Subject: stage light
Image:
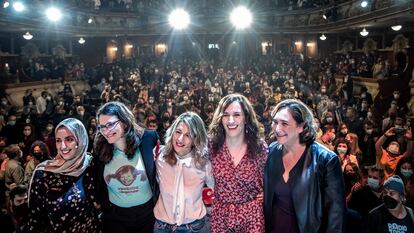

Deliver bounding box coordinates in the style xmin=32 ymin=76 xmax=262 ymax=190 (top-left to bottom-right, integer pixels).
xmin=168 ymin=9 xmax=190 ymax=30
xmin=320 ymin=34 xmax=327 ymax=40
xmin=46 ymin=7 xmax=62 ymax=22
xmin=3 ymin=1 xmax=9 ymax=8
xmin=391 ymin=25 xmax=402 ymax=31
xmin=360 ymin=1 xmax=368 ymax=8
xmin=13 ymin=1 xmax=24 ymax=12
xmin=23 ymin=32 xmax=33 ymax=40
xmin=88 ymin=17 xmax=93 ymax=24
xmin=78 ymin=37 xmax=85 ymax=44
xmin=125 ymin=44 xmax=133 ymax=49
xmin=360 ymin=28 xmax=369 ymax=36
xmin=230 ymin=6 xmax=252 ymax=29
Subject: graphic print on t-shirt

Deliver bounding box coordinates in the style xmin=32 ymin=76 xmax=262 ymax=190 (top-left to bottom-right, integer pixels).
xmin=104 ymin=148 xmax=153 ymax=207
xmin=105 ymin=165 xmax=147 ymax=192
xmin=387 ymin=222 xmax=410 ymax=233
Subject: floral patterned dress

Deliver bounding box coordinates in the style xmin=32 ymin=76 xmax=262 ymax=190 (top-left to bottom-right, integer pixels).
xmin=27 ymin=165 xmax=99 ymax=232
xmin=210 ymin=141 xmax=268 ymax=233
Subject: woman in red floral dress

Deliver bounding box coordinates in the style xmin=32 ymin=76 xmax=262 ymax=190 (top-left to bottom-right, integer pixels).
xmin=208 ymin=93 xmax=268 ymax=233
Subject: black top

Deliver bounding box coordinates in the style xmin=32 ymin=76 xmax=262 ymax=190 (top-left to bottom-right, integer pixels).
xmin=368 ymin=204 xmax=414 ymax=233
xmin=272 ymin=179 xmax=300 ymax=233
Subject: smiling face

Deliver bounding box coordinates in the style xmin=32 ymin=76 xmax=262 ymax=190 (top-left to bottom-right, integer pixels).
xmin=221 ymin=101 xmax=246 ymax=140
xmin=120 ymin=170 xmax=135 ymax=186
xmin=55 ymin=127 xmax=78 ymax=160
xmin=272 ymin=107 xmax=303 ymax=148
xmin=173 ymin=122 xmax=193 ymax=156
xmin=98 ymin=115 xmax=125 ymax=146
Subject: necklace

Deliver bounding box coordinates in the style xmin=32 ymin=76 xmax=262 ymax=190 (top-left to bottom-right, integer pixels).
xmin=228 ymin=144 xmax=246 ymax=165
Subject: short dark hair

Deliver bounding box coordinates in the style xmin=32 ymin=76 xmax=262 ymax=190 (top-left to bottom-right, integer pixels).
xmin=10 ymin=185 xmax=27 ymax=201
xmin=4 ymin=144 xmax=21 ymax=159
xmin=322 ymin=124 xmax=335 ymax=134
xmin=271 ymin=99 xmax=317 ymax=145
xmin=367 ymin=164 xmax=385 ymax=179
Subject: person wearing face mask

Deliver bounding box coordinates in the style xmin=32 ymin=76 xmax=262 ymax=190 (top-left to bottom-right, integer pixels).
xmin=388 ymin=90 xmax=409 ymax=116
xmin=18 ymin=124 xmax=36 ymax=160
xmin=395 ymin=157 xmax=414 ymax=209
xmin=343 ymin=163 xmax=363 ymax=200
xmin=0 ymin=114 xmax=20 ymax=144
xmin=348 ymin=165 xmax=385 ymax=221
xmin=23 ymin=141 xmax=51 ymax=185
xmin=336 ymin=123 xmax=349 ymax=142
xmin=0 ymin=185 xmax=29 ymax=233
xmin=334 ymin=138 xmax=359 ymax=171
xmin=73 ymin=105 xmax=90 ymax=125
xmin=368 ymin=175 xmax=414 ymax=233
xmin=27 ymin=118 xmax=99 ymax=232
xmin=321 ymin=111 xmax=337 ymax=128
xmin=35 ymin=91 xmax=49 ymax=116
xmin=376 ymin=127 xmax=414 ymax=179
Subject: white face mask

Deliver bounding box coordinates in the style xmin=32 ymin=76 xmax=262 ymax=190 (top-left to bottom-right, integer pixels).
xmin=337 ymin=148 xmax=347 ymax=155
xmin=340 ymin=129 xmax=348 ymax=135
xmin=400 ymin=169 xmax=413 ymax=178
xmin=367 ymin=177 xmax=380 ymax=190
xmin=326 ymin=117 xmax=333 ymax=122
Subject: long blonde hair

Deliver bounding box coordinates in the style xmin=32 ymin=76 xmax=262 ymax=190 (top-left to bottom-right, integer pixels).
xmin=163 ymin=112 xmax=208 ymax=169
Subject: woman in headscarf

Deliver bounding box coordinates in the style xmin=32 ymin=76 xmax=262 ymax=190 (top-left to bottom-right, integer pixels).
xmin=27 ymin=118 xmax=99 ymax=232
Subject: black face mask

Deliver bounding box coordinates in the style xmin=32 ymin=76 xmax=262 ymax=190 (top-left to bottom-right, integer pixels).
xmin=383 ymin=195 xmax=399 ymax=209
xmin=345 ymin=173 xmax=357 ymax=183
xmin=13 ymin=203 xmax=28 ymax=217
xmin=32 ymin=152 xmax=44 ymax=162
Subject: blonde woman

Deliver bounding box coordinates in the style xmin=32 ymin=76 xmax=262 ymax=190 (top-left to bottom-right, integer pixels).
xmin=154 ymin=112 xmax=213 ymax=232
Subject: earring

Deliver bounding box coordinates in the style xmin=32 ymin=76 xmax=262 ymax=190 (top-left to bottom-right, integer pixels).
xmin=75 ymin=145 xmax=79 ymax=149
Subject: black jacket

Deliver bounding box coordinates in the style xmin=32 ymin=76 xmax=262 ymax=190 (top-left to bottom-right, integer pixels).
xmin=94 ymin=130 xmax=159 ymax=210
xmin=264 ymin=141 xmax=345 ymax=233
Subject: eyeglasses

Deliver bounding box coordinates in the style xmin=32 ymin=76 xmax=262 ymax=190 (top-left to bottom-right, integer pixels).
xmin=97 ymin=120 xmax=120 ymax=132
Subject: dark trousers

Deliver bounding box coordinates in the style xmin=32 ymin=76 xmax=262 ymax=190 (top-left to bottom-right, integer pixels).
xmin=103 ymin=200 xmax=155 ymax=233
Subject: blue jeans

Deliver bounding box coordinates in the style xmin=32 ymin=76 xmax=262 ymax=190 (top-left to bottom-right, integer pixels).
xmin=153 ymin=216 xmax=209 ymax=233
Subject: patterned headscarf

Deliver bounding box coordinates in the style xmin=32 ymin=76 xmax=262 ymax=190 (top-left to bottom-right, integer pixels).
xmin=34 ymin=118 xmax=92 ymax=177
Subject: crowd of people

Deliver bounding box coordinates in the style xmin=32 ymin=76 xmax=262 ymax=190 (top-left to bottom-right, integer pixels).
xmin=0 ymin=51 xmax=413 ymax=232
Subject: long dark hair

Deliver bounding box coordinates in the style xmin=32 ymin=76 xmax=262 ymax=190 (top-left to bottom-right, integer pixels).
xmin=94 ymin=101 xmax=145 ymax=163
xmin=208 ymin=93 xmax=262 ymax=157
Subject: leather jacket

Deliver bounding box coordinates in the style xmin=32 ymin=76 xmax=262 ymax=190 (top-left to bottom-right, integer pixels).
xmin=264 ymin=141 xmax=345 ymax=233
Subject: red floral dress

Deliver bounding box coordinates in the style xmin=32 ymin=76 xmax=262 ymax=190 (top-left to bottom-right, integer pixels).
xmin=210 ymin=141 xmax=268 ymax=233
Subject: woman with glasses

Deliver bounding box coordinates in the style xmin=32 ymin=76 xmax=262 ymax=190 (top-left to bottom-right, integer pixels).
xmin=208 ymin=94 xmax=268 ymax=233
xmin=153 ymin=112 xmax=213 ymax=233
xmin=94 ymin=101 xmax=158 ymax=233
xmin=27 ymin=118 xmax=99 ymax=232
